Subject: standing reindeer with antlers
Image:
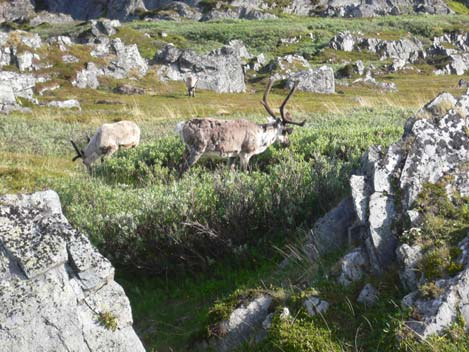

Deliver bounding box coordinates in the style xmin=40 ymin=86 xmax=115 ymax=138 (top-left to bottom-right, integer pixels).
xmin=176 ymin=78 xmax=304 ymax=173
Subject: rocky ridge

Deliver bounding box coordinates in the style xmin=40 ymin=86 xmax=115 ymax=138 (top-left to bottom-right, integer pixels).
xmin=0 ymin=190 xmax=145 ymax=352
xmin=306 ymin=89 xmax=469 ymax=338
xmin=0 ymin=0 xmax=453 ymax=22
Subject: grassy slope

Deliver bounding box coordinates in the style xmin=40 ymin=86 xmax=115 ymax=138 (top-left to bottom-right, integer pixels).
xmin=2 ymin=14 xmax=469 ymax=352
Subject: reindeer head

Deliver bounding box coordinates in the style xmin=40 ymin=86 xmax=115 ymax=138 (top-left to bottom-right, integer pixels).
xmin=70 ymin=138 xmax=92 ymax=172
xmin=261 ymin=78 xmax=305 ymax=146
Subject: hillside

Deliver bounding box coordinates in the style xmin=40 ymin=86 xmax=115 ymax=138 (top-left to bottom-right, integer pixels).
xmin=0 ymin=6 xmax=468 ymax=352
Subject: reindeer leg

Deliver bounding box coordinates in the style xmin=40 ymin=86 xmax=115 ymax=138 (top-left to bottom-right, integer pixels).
xmin=240 ymin=154 xmax=253 ymax=172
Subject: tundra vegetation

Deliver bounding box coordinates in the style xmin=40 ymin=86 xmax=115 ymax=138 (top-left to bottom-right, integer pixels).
xmin=1 ymin=13 xmax=469 ymax=352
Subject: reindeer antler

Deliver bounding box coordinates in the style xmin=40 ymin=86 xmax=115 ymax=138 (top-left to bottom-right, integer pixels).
xmin=261 ymin=78 xmax=278 ymax=120
xmin=280 ymin=81 xmax=305 ymax=127
xmin=70 ymin=140 xmax=83 ymax=161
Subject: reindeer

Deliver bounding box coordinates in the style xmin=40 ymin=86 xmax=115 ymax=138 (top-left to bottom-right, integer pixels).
xmin=70 ymin=120 xmax=140 ymax=172
xmin=176 ymin=79 xmax=304 ymax=173
xmin=185 ymin=75 xmax=198 ymax=97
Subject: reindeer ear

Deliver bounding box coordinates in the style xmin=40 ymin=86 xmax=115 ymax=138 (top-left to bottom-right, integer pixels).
xmin=285 ymin=127 xmax=294 ymax=134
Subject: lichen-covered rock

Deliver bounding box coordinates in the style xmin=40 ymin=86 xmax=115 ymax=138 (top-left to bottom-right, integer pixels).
xmin=304 ymin=296 xmax=329 ymax=317
xmin=104 ymin=38 xmax=148 ymax=79
xmin=156 ymin=43 xmax=246 ymax=93
xmin=209 ymin=295 xmax=272 ymax=352
xmin=47 ymin=99 xmax=81 ymax=110
xmin=304 ymin=197 xmax=356 ymax=259
xmin=0 ymin=0 xmax=35 ymax=23
xmin=0 ymin=71 xmax=47 ymax=101
xmin=338 ymin=247 xmax=369 ymax=286
xmin=0 ymin=190 xmax=145 ymax=352
xmin=402 ymin=236 xmax=469 ymax=337
xmin=357 ymin=283 xmax=378 ymax=306
xmin=285 ymin=66 xmax=335 ymax=93
xmin=72 ymin=62 xmax=104 ymax=89
xmin=396 ymin=243 xmax=423 ymax=291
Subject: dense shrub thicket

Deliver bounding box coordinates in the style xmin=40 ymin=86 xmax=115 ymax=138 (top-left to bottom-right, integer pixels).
xmin=54 ymin=109 xmax=406 ymax=273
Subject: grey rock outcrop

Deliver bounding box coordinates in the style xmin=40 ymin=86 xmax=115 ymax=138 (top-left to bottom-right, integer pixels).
xmin=208 ymin=295 xmax=272 ymax=352
xmin=46 ymin=99 xmax=82 ymax=110
xmin=357 ymin=283 xmax=378 ymax=305
xmin=402 ymin=236 xmax=469 ymax=337
xmin=73 ymin=62 xmax=104 ymax=89
xmin=338 ymin=246 xmax=369 ymax=286
xmin=104 ymin=38 xmax=148 ymax=79
xmin=0 ymin=0 xmax=35 ymax=23
xmin=304 ymin=197 xmax=356 ymax=259
xmin=0 ymin=71 xmax=47 ymax=101
xmin=330 ymin=32 xmax=425 ymax=71
xmin=304 ymin=296 xmax=330 ymax=317
xmin=285 ymin=66 xmax=335 ymax=93
xmin=0 ymin=190 xmax=145 ymax=352
xmin=352 ymin=71 xmax=397 ymax=92
xmin=430 ymin=33 xmax=469 ymax=76
xmin=351 ymin=90 xmax=468 ymax=274
xmin=156 ymin=43 xmax=246 ymax=93
xmin=39 ymin=0 xmax=146 ymax=20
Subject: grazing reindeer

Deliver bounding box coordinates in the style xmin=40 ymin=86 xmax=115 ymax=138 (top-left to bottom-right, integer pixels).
xmin=176 ymin=79 xmax=304 ymax=173
xmin=185 ymin=75 xmax=198 ymax=97
xmin=71 ymin=120 xmax=140 ymax=172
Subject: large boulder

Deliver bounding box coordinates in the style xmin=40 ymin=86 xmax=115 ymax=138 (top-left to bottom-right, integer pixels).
xmin=0 ymin=0 xmax=35 ymax=23
xmin=285 ymin=66 xmax=335 ymax=93
xmin=156 ymin=43 xmax=246 ymax=93
xmin=0 ymin=190 xmax=145 ymax=352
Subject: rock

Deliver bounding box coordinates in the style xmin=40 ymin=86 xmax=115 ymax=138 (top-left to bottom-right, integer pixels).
xmin=459 ymin=79 xmax=469 ymax=88
xmin=0 ymin=82 xmax=21 ymax=114
xmin=29 ymin=11 xmax=75 ymax=26
xmin=105 ymin=38 xmax=148 ymax=79
xmin=0 ymin=71 xmax=47 ymax=101
xmin=329 ymin=31 xmax=358 ymax=52
xmin=90 ymin=19 xmax=121 ymax=37
xmin=209 ymin=295 xmax=272 ymax=352
xmin=304 ymin=197 xmax=356 ymax=259
xmin=338 ymin=247 xmax=369 ymax=286
xmin=0 ymin=190 xmax=145 ymax=352
xmin=72 ymin=62 xmax=103 ymax=89
xmin=267 ymin=54 xmax=310 ymax=74
xmin=114 ymin=84 xmax=146 ymax=95
xmin=15 ymin=51 xmax=37 ymax=72
xmin=0 ymin=0 xmax=35 ymax=23
xmin=396 ymin=243 xmax=423 ymax=291
xmin=62 ymin=54 xmax=80 ymax=63
xmin=357 ymin=284 xmax=379 ymax=306
xmin=46 ymin=99 xmax=81 ymax=110
xmin=304 ymin=296 xmax=329 ymax=317
xmin=400 ymin=92 xmax=469 ymax=209
xmin=350 ymin=175 xmax=371 ymax=224
xmin=285 ymin=66 xmax=335 ymax=93
xmin=156 ymin=43 xmax=246 ymax=93
xmin=37 ymin=0 xmax=145 ymax=21
xmin=352 ymin=71 xmax=397 ymax=92
xmin=354 ymin=60 xmax=365 ymax=75
xmin=402 ymin=237 xmax=469 ymax=338
xmin=344 ymin=90 xmax=469 ymax=277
